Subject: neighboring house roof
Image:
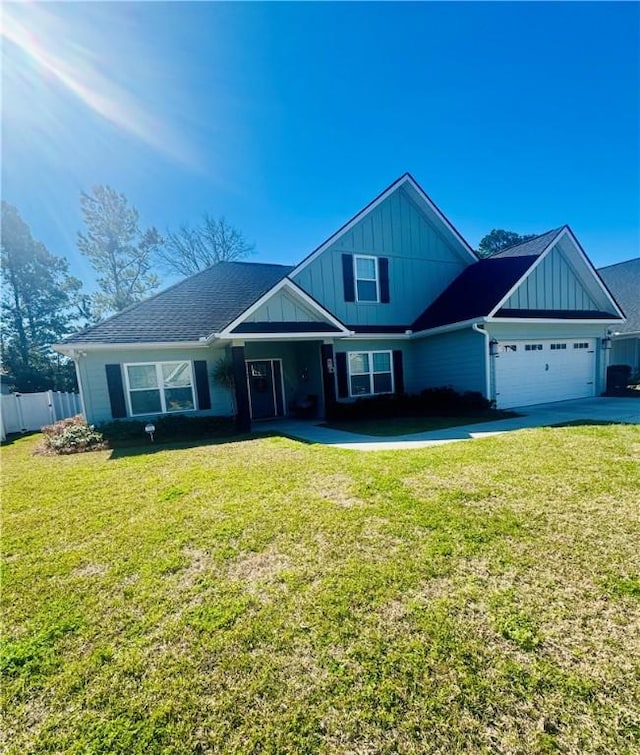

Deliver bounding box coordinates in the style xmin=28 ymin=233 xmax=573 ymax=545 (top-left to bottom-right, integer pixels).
xmin=61 ymin=262 xmax=293 ymax=345
xmin=488 ymin=227 xmax=565 ymax=259
xmin=598 ymin=258 xmax=640 ymax=335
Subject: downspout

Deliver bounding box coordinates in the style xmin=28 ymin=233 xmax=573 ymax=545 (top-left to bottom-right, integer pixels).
xmin=72 ymin=352 xmax=87 ymax=419
xmin=472 ymin=323 xmax=491 ymax=401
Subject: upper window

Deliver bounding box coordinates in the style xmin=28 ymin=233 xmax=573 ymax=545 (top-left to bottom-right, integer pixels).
xmin=348 ymin=351 xmax=393 ymax=397
xmin=354 ymin=255 xmax=379 ymax=303
xmin=125 ymin=361 xmax=195 ymax=416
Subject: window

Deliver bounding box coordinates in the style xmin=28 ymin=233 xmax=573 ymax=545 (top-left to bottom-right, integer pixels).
xmin=125 ymin=361 xmax=195 ymax=416
xmin=348 ymin=351 xmax=393 ymax=396
xmin=524 ymin=344 xmax=543 ymax=351
xmin=550 ymin=343 xmax=567 ymax=350
xmin=574 ymin=342 xmax=589 ymax=349
xmin=354 ymin=255 xmax=379 ymax=302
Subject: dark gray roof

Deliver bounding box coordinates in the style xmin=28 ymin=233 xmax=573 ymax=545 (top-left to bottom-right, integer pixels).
xmin=412 ymin=255 xmax=538 ymax=330
xmin=62 ymin=262 xmax=293 ymax=344
xmin=489 ymin=227 xmax=565 ymax=258
xmin=598 ymin=258 xmax=640 ymax=334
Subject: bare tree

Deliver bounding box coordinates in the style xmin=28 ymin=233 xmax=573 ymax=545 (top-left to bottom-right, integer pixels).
xmin=158 ymin=215 xmax=254 ymax=277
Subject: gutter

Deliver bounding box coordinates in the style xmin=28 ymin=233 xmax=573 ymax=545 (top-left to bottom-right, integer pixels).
xmin=472 ymin=323 xmax=492 ymax=400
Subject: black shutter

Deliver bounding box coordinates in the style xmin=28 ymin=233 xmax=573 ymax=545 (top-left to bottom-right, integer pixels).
xmin=342 ymin=254 xmax=355 ymax=302
xmin=336 ymin=352 xmax=349 ymax=398
xmin=105 ymin=364 xmax=127 ymax=418
xmin=193 ymin=360 xmax=211 ymax=410
xmin=379 ymin=257 xmax=390 ymax=303
xmin=392 ymin=350 xmax=404 ymax=394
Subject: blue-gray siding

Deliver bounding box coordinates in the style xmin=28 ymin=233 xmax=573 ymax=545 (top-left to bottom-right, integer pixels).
xmin=503 ymin=247 xmax=599 ymax=311
xmin=409 ymin=329 xmax=487 ymax=396
xmin=245 ymin=290 xmax=325 ymax=323
xmin=77 ymin=346 xmax=232 ymax=425
xmin=293 ymin=187 xmax=469 ymax=326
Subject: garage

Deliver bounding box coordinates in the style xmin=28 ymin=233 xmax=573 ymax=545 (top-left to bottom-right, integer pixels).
xmin=494 ymin=338 xmax=596 ymax=408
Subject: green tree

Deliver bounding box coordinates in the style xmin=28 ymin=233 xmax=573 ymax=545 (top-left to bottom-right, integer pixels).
xmin=78 ymin=186 xmax=163 ymax=315
xmin=477 ymin=229 xmax=536 ymax=258
xmin=157 ymin=215 xmax=254 ymax=277
xmin=1 ymin=202 xmax=83 ymax=391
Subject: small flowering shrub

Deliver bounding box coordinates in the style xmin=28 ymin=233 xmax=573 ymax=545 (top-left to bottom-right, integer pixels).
xmin=39 ymin=415 xmax=108 ymax=455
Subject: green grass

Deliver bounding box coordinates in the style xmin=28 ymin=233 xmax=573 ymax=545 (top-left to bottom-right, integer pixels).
xmin=322 ymin=411 xmax=517 ymax=436
xmin=2 ymin=423 xmax=640 ymax=754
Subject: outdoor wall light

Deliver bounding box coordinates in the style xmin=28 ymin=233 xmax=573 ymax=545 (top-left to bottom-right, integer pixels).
xmin=145 ymin=423 xmax=156 ymax=442
xmin=602 ymin=337 xmax=612 ymax=351
xmin=489 ymin=339 xmax=499 ymax=357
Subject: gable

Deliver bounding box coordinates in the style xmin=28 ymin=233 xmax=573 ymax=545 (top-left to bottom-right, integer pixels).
xmin=501 ymin=246 xmax=599 ymax=311
xmin=244 ymin=288 xmax=326 ymax=324
xmin=496 ymin=235 xmax=622 ymax=316
xmin=292 ymin=183 xmax=473 ymax=328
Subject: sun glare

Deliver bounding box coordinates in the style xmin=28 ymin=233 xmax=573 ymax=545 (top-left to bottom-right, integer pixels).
xmin=1 ymin=2 xmax=195 ymax=167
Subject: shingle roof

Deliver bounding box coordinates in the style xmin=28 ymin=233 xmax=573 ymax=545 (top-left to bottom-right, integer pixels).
xmin=411 ymin=255 xmax=538 ymax=331
xmin=598 ymin=258 xmax=640 ymax=334
xmin=62 ymin=262 xmax=293 ymax=344
xmin=488 ymin=227 xmax=565 ymax=258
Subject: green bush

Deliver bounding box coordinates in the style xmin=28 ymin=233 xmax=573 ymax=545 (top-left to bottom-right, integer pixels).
xmin=326 ymin=387 xmax=493 ymax=422
xmin=40 ymin=416 xmax=107 ymax=455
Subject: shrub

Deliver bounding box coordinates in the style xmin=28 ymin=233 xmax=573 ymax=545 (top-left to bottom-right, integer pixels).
xmin=39 ymin=416 xmax=107 ymax=455
xmin=326 ymin=387 xmax=493 ymax=422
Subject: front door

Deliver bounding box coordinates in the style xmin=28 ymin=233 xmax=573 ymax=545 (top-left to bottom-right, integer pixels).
xmin=246 ymin=360 xmax=285 ymax=419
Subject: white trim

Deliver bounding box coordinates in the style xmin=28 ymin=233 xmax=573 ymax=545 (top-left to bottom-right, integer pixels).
xmin=222 ymin=331 xmax=350 ymax=341
xmin=347 ymin=350 xmax=394 ymax=398
xmin=488 ymin=229 xmax=565 ymax=317
xmin=410 ymin=318 xmax=486 ymax=339
xmin=488 ymin=317 xmax=623 ymax=325
xmin=73 ymin=358 xmax=87 ymax=418
xmin=53 ymin=340 xmax=212 ymax=355
xmin=563 ymin=227 xmax=626 ymax=319
xmin=339 ymin=332 xmax=413 ymax=341
xmin=291 ymin=174 xmax=477 ymax=277
xmin=354 ymin=254 xmax=380 ymax=303
xmin=217 ymin=277 xmax=350 ymax=338
xmin=472 ymin=323 xmax=491 ymax=400
xmin=123 ymin=360 xmax=196 ymax=417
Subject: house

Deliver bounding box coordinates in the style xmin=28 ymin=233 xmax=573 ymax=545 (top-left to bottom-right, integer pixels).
xmin=597 ymin=258 xmax=640 ymax=375
xmin=54 ymin=173 xmax=625 ymax=431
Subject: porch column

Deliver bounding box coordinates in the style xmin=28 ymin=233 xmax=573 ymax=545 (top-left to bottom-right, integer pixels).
xmin=232 ymin=345 xmax=251 ymax=432
xmin=321 ymin=343 xmax=337 ymax=417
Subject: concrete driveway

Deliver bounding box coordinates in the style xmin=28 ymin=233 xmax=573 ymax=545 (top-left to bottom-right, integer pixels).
xmin=261 ymin=397 xmax=640 ymax=452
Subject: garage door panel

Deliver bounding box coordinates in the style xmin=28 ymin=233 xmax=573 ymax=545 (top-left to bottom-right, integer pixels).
xmin=494 ymin=339 xmax=595 ymax=408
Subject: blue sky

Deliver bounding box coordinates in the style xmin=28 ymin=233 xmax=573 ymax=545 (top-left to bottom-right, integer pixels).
xmin=3 ymin=1 xmax=638 ymax=289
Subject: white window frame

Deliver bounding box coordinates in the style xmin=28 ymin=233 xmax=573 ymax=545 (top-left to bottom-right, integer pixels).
xmin=353 ymin=254 xmax=380 ymax=303
xmin=123 ymin=360 xmax=196 ymax=417
xmin=347 ymin=350 xmax=394 ymax=397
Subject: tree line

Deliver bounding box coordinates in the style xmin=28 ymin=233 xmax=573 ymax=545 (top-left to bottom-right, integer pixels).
xmin=1 ymin=185 xmax=534 ymax=393
xmin=1 ymin=187 xmax=254 ymax=391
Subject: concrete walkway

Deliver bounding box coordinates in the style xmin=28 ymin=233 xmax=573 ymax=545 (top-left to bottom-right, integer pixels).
xmin=256 ymin=397 xmax=640 ymax=452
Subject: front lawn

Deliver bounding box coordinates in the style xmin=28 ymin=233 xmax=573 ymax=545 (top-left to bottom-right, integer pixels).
xmin=2 ymin=425 xmax=639 ymax=754
xmin=323 ymin=411 xmax=517 ymax=436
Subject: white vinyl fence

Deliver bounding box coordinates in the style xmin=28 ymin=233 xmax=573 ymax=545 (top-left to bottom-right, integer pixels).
xmin=0 ymin=391 xmax=83 ymax=441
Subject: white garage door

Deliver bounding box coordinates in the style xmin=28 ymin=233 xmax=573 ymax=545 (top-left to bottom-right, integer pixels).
xmin=494 ymin=339 xmax=596 ymax=408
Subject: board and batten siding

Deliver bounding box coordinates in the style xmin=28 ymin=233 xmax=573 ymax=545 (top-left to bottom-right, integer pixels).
xmin=245 ymin=289 xmax=325 ymax=324
xmin=292 ymin=187 xmax=469 ymax=327
xmin=408 ymin=329 xmax=487 ymax=396
xmin=76 ymin=345 xmax=232 ymax=425
xmin=503 ymin=247 xmax=600 ymax=311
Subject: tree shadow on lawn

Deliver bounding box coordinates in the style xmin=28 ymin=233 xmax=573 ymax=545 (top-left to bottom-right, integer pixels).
xmin=549 ymin=419 xmax=636 ymax=429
